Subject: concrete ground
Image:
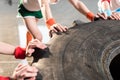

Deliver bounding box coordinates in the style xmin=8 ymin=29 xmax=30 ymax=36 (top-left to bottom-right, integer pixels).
xmin=0 ymin=0 xmax=98 ymax=77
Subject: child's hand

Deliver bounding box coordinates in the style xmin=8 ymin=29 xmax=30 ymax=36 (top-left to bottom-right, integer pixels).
xmin=50 ymin=23 xmax=68 ymax=32
xmin=49 ymin=23 xmax=68 ymax=37
xmin=108 ymin=12 xmax=120 ymax=20
xmin=12 ymin=63 xmax=38 ymax=80
xmin=26 ymin=39 xmax=47 ymax=56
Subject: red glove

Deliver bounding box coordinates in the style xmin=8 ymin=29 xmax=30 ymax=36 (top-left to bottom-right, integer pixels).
xmin=14 ymin=46 xmax=26 ymax=59
xmin=0 ymin=76 xmax=10 ymax=80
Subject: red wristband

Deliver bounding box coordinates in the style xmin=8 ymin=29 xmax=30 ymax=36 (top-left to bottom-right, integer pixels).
xmin=86 ymin=12 xmax=94 ymax=21
xmin=46 ymin=18 xmax=56 ymax=29
xmin=14 ymin=46 xmax=26 ymax=59
xmin=0 ymin=76 xmax=10 ymax=80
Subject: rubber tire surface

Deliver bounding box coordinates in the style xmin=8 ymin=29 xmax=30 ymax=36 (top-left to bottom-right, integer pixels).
xmin=32 ymin=20 xmax=120 ymax=80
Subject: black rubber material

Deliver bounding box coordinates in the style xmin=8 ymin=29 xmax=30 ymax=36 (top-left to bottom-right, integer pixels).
xmin=32 ymin=20 xmax=120 ymax=80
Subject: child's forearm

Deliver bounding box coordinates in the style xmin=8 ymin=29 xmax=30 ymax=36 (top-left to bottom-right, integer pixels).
xmin=0 ymin=42 xmax=26 ymax=59
xmin=0 ymin=42 xmax=15 ymax=55
xmin=69 ymin=0 xmax=94 ymax=21
xmin=69 ymin=0 xmax=90 ymax=16
xmin=41 ymin=0 xmax=56 ymax=29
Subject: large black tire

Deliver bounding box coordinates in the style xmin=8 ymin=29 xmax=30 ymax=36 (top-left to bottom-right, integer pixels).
xmin=32 ymin=20 xmax=120 ymax=80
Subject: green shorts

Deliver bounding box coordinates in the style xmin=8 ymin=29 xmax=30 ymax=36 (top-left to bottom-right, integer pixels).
xmin=18 ymin=4 xmax=43 ymax=19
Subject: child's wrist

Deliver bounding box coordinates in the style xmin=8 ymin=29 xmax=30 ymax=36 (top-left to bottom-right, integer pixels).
xmin=86 ymin=12 xmax=94 ymax=21
xmin=14 ymin=46 xmax=26 ymax=59
xmin=0 ymin=76 xmax=10 ymax=80
xmin=46 ymin=18 xmax=56 ymax=29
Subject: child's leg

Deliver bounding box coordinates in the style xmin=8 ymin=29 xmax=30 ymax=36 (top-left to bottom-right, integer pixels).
xmin=26 ymin=31 xmax=33 ymax=46
xmin=24 ymin=17 xmax=43 ymax=42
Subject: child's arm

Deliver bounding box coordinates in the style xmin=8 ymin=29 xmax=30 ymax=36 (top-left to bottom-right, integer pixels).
xmin=0 ymin=42 xmax=26 ymax=59
xmin=69 ymin=0 xmax=95 ymax=21
xmin=41 ymin=0 xmax=68 ymax=34
xmin=0 ymin=42 xmax=15 ymax=55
